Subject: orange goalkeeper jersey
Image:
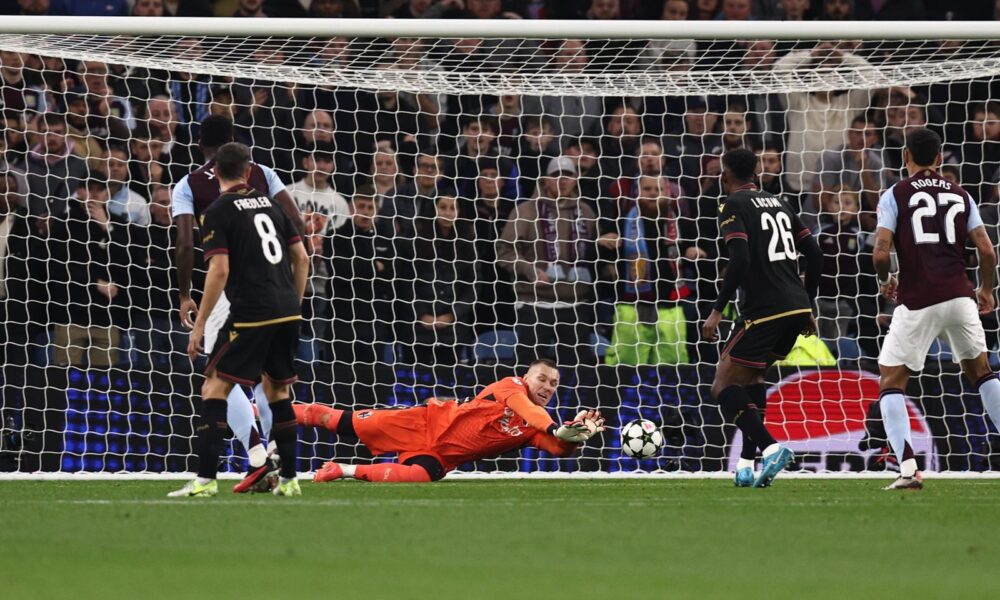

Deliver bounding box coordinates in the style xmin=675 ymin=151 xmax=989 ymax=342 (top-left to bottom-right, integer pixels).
xmin=423 ymin=376 xmax=577 ymax=470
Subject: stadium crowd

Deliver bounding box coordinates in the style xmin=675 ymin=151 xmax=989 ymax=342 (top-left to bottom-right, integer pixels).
xmin=1 ymin=0 xmax=1000 ymax=374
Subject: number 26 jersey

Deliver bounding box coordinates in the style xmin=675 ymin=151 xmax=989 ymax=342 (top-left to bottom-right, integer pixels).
xmin=201 ymin=183 xmax=303 ymax=324
xmin=718 ymin=186 xmax=812 ymax=321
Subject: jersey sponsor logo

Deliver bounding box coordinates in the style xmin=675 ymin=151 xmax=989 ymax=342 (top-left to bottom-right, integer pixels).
xmin=357 ymin=410 xmax=373 ymax=420
xmin=727 ymin=369 xmax=936 ymax=472
xmin=498 ymin=407 xmax=524 ymax=437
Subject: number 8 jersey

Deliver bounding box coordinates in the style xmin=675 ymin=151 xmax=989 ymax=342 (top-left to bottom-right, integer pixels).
xmin=717 ymin=183 xmax=812 ymax=320
xmin=201 ymin=184 xmax=303 ymax=324
xmin=876 ymin=170 xmax=982 ymax=310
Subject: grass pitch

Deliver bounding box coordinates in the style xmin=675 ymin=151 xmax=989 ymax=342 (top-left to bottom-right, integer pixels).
xmin=1 ymin=479 xmax=996 ymax=600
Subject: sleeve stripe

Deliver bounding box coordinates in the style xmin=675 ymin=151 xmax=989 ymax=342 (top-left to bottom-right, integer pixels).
xmin=796 ymin=228 xmax=811 ymax=240
xmin=724 ymin=232 xmax=748 ymax=241
xmin=287 ymin=235 xmax=302 ymax=244
xmin=204 ymin=248 xmax=228 ymax=258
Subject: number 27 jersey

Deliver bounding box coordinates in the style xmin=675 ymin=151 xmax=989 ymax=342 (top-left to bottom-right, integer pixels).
xmin=201 ymin=184 xmax=302 ymax=324
xmin=718 ymin=187 xmax=812 ymax=320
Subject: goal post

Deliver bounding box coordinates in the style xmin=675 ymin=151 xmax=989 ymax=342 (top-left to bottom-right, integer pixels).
xmin=1 ymin=17 xmax=999 ymax=478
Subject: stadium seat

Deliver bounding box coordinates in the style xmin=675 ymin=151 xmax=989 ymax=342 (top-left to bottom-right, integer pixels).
xmin=473 ymin=330 xmax=518 ymax=364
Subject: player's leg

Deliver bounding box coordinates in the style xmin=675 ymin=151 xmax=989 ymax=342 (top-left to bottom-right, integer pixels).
xmin=167 ymin=374 xmax=232 ymax=498
xmin=735 ymin=379 xmax=768 ymax=487
xmin=205 ymin=297 xmax=268 ymax=471
xmin=316 ymin=454 xmax=445 ymax=483
xmin=877 ymin=302 xmax=937 ymax=490
xmin=253 ymin=383 xmax=274 ymax=441
xmin=262 ymin=321 xmax=303 ymax=497
xmin=944 ymin=297 xmax=1000 ymax=432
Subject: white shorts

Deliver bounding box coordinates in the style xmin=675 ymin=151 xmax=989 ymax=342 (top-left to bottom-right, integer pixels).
xmin=203 ymin=292 xmax=231 ymax=354
xmin=879 ymin=297 xmax=987 ymax=372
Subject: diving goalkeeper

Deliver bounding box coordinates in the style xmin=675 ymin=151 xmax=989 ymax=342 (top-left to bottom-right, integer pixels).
xmin=294 ymin=359 xmax=605 ymax=482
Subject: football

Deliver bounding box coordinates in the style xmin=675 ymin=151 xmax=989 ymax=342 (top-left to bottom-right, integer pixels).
xmin=621 ymin=419 xmax=664 ymax=458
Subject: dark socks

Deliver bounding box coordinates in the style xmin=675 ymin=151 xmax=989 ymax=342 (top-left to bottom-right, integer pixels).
xmin=269 ymin=399 xmax=298 ymax=479
xmin=718 ymin=385 xmax=777 ymax=452
xmin=195 ymin=399 xmax=228 ymax=480
xmin=740 ymin=384 xmax=769 ymax=460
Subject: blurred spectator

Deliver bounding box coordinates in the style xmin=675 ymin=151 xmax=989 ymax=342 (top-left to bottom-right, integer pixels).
xmin=13 ymin=0 xmax=48 ymax=15
xmin=287 ymin=142 xmax=350 ymax=234
xmin=145 ymin=94 xmax=195 ymax=183
xmin=372 ymin=64 xmax=439 ymax=161
xmin=515 ymin=115 xmax=560 ymax=198
xmin=450 ymin=115 xmax=519 ymax=199
xmin=62 ymin=87 xmax=108 ymax=164
xmin=777 ymin=0 xmax=811 ymax=19
xmin=585 ymin=0 xmax=646 ymax=70
xmin=391 ymin=0 xmax=432 ymax=18
xmin=470 ymin=157 xmax=517 ymax=332
xmin=664 ymin=96 xmax=721 ymax=198
xmin=425 ymin=0 xmax=522 ymax=19
xmin=854 ymin=0 xmax=925 ymax=20
xmin=131 ymin=0 xmax=163 ymax=16
xmin=720 ymin=104 xmax=755 ymax=152
xmin=734 ymin=40 xmax=784 ymax=149
xmin=126 ymin=183 xmax=187 ymax=370
xmin=605 ymin=175 xmax=689 ymax=366
xmin=814 ymin=115 xmax=888 ymax=229
xmin=523 ymin=40 xmax=602 ymax=140
xmin=959 ymin=102 xmax=1000 ymax=204
xmin=489 ymin=93 xmax=523 ymax=154
xmin=718 ymin=0 xmax=752 ymax=20
xmin=598 ymin=103 xmax=643 ymax=196
xmin=232 ymin=79 xmax=296 ymax=176
xmin=1 ymin=110 xmax=28 ymax=166
xmin=773 ymin=43 xmax=873 ymax=194
xmin=816 ymin=186 xmax=862 ymax=354
xmin=327 ymin=187 xmax=396 ymax=368
xmin=756 ymin=145 xmax=800 ymax=212
xmin=208 ymin=85 xmax=235 ymax=121
xmin=382 ymin=146 xmax=443 ymax=235
xmin=879 ymin=90 xmax=929 ymax=172
xmin=645 ymin=0 xmax=695 ymax=71
xmin=76 ymin=60 xmax=135 ymax=141
xmin=106 ymin=145 xmax=150 ymax=225
xmin=1 ymin=51 xmax=47 ymax=115
xmin=233 ymin=0 xmax=267 ymax=17
xmin=0 ymin=171 xmax=42 ymax=371
xmin=48 ymin=170 xmax=130 ymax=368
xmin=606 ymin=136 xmax=668 ymax=218
xmin=307 ymin=0 xmax=359 ymax=17
xmin=127 ymin=123 xmax=167 ymax=199
xmin=371 ymin=147 xmax=402 ymax=208
xmin=402 ymin=194 xmax=477 ymax=366
xmin=498 ymin=156 xmax=612 ymax=367
xmin=692 ymin=0 xmax=720 ymax=19
xmin=565 ymin=136 xmax=602 ymax=204
xmin=821 ymin=0 xmax=854 ymax=19
xmin=162 ymin=39 xmax=214 ymax=139
xmin=25 ymin=112 xmax=88 ymax=218
xmin=49 ymin=0 xmax=127 ymax=15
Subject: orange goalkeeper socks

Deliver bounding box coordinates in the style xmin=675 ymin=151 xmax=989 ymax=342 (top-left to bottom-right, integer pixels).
xmin=354 ymin=463 xmax=432 ymax=483
xmin=293 ymin=403 xmax=344 ymax=432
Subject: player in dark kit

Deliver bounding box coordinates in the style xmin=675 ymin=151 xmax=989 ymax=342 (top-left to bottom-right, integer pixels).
xmin=702 ymin=148 xmax=824 ymax=488
xmin=169 ymin=143 xmax=310 ymax=498
xmin=874 ymin=127 xmax=1000 ymax=490
xmin=171 ymin=115 xmax=304 ymax=492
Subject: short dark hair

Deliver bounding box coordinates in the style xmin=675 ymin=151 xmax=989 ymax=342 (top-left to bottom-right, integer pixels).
xmin=905 ymin=127 xmax=941 ymax=167
xmin=214 ymin=142 xmax=251 ymax=181
xmin=529 ymin=358 xmax=558 ymax=371
xmin=722 ymin=148 xmax=757 ymax=181
xmin=199 ymin=115 xmax=234 ymax=149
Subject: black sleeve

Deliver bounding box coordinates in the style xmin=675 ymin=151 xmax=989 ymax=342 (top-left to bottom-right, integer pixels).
xmin=797 ymin=232 xmax=823 ymax=304
xmin=712 ymin=237 xmax=749 ymax=313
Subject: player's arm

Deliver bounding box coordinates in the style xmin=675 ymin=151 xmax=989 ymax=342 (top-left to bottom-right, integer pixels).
xmin=289 ymin=238 xmax=309 ymax=304
xmin=527 ymin=430 xmax=578 ymax=458
xmin=188 ymin=207 xmax=228 ymax=359
xmin=704 ymin=201 xmax=748 ymax=342
xmin=967 ymin=195 xmax=996 ymax=314
xmin=506 ymin=394 xmax=597 ymax=442
xmin=873 ymin=188 xmax=898 ymax=300
xmin=261 ymin=165 xmax=305 ymax=236
xmin=171 ymin=177 xmax=198 ymax=328
xmin=791 ymin=213 xmax=823 ymax=303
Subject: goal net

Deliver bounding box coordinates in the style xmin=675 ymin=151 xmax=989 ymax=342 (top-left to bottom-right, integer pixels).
xmin=2 ymin=19 xmax=999 ymax=476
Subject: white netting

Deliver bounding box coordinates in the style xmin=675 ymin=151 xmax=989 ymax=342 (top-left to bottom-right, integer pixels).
xmin=2 ymin=24 xmax=1000 ymax=475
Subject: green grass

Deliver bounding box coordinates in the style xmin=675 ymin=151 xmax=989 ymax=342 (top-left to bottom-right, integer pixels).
xmin=1 ymin=479 xmax=997 ymax=599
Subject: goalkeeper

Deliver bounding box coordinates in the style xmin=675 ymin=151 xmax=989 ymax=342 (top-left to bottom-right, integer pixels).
xmin=295 ymin=359 xmax=604 ymax=482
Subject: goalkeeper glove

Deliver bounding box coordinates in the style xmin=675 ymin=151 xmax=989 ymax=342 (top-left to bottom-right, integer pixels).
xmin=550 ymin=409 xmax=607 ymax=443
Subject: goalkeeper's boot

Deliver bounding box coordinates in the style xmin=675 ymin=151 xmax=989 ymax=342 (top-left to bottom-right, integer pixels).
xmin=273 ymin=477 xmax=302 ymax=497
xmin=753 ymin=446 xmax=795 ymax=488
xmin=883 ymin=472 xmax=923 ymax=491
xmin=314 ymin=461 xmax=345 ymax=483
xmin=734 ymin=467 xmax=755 ymax=487
xmin=167 ymin=478 xmax=218 ymax=498
xmin=232 ymin=456 xmax=280 ymax=494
